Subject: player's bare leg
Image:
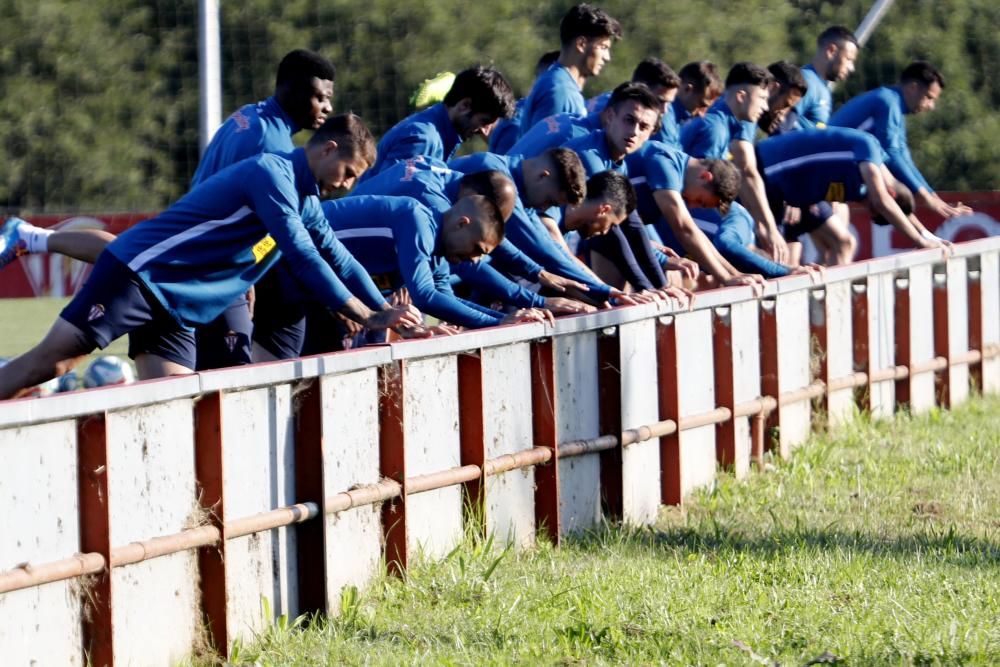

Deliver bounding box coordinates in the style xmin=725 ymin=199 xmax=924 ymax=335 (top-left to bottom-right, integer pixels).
xmin=0 ymin=318 xmax=93 ymax=400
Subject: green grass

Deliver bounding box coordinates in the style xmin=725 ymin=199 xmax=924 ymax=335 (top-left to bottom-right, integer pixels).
xmin=0 ymin=297 xmax=129 ymax=371
xmin=207 ymin=396 xmax=1000 ymax=666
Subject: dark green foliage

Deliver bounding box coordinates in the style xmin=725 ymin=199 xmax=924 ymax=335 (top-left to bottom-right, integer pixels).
xmin=0 ymin=0 xmax=996 ymax=213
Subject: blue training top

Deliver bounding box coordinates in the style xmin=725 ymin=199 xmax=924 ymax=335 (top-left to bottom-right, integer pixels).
xmin=587 ymin=91 xmax=681 ymax=149
xmin=109 ymin=149 xmax=376 ymax=326
xmin=506 ymin=111 xmax=602 ymax=158
xmin=360 ymin=102 xmax=462 ymax=183
xmin=448 ymin=151 xmax=613 ymax=300
xmin=828 ymin=85 xmax=932 ymax=194
xmin=517 ymin=63 xmax=586 ymax=140
xmin=790 ymin=65 xmax=832 ymax=131
xmin=324 ymin=196 xmax=505 ymax=328
xmin=562 ymin=130 xmax=626 ymax=176
xmin=625 ymin=140 xmax=689 ymax=230
xmin=712 ymin=202 xmax=790 ymax=278
xmin=192 ymin=96 xmax=298 ymax=186
xmin=351 ymin=157 xmax=548 ymax=309
xmin=680 ymin=97 xmax=757 ymax=159
xmin=488 ymin=98 xmax=526 ymax=155
xmin=756 ymin=127 xmax=885 ymax=207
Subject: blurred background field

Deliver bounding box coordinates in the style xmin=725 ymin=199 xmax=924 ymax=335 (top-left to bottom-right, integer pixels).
xmin=0 ymin=0 xmax=997 ymax=218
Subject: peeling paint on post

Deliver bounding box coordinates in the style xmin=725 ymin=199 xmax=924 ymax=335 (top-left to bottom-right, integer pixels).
xmin=78 ymin=413 xmax=114 ymax=667
xmin=531 ymin=339 xmax=560 ymax=544
xmin=194 ymin=392 xmax=228 ymax=658
xmin=378 ymin=361 xmax=407 ymax=576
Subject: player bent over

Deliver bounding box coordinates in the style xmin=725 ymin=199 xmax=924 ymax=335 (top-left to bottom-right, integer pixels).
xmin=0 ymin=116 xmax=420 ymax=400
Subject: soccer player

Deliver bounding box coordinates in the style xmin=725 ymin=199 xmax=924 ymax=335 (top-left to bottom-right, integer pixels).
xmin=360 ymin=65 xmax=515 ymax=181
xmin=0 ymin=49 xmax=341 ymax=369
xmin=625 ymin=140 xmax=764 ymax=288
xmin=323 ymin=195 xmax=558 ymax=329
xmin=517 ymin=3 xmax=622 ymax=138
xmin=673 ymin=61 xmax=724 ymax=126
xmin=829 ymin=61 xmax=972 ymax=220
xmin=721 ymin=126 xmax=946 ymax=275
xmin=680 ymin=62 xmax=789 ymax=264
xmin=784 ymin=25 xmax=859 ymax=131
xmin=489 ymin=51 xmax=561 ymax=155
xmin=586 ymin=58 xmax=680 ymax=146
xmin=0 ymin=116 xmax=421 ymax=400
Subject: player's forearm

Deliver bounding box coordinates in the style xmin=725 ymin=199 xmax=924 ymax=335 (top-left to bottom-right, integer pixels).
xmin=337 ymin=297 xmax=375 ymax=326
xmin=738 ymin=171 xmax=777 ymax=232
xmin=671 ymin=217 xmax=735 ymax=281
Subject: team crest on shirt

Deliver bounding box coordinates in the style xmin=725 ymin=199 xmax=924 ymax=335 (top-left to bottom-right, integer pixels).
xmin=87 ymin=304 xmax=105 ymax=322
xmin=231 ymin=109 xmax=251 ymax=132
xmin=223 ymin=331 xmax=240 ymax=353
xmin=824 ymin=182 xmax=847 ymax=202
xmin=545 ymin=116 xmax=561 ymax=134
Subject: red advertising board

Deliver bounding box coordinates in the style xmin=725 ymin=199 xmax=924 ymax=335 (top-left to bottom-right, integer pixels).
xmin=0 ymin=192 xmax=997 ymax=299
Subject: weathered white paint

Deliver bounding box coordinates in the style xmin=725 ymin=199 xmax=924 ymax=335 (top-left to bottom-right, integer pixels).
xmin=980 ymin=251 xmax=1000 ymax=393
xmin=106 ymin=400 xmax=200 ymax=665
xmin=403 ymin=356 xmax=463 ymax=559
xmin=730 ymin=300 xmax=761 ymax=478
xmin=480 ymin=344 xmax=536 ymax=547
xmin=946 ymin=258 xmax=970 ymax=406
xmin=0 ymin=421 xmax=82 ymax=666
xmin=775 ymin=289 xmax=812 ymax=454
xmin=906 ymin=264 xmax=937 ymax=414
xmin=322 ymin=369 xmax=383 ymax=614
xmin=866 ymin=272 xmax=897 ymax=418
xmin=554 ymin=331 xmax=601 ymax=534
xmin=221 ymin=385 xmax=297 ymax=639
xmin=675 ymin=310 xmax=717 ymax=497
xmin=822 ymin=281 xmax=857 ymax=425
xmin=618 ymin=319 xmax=660 ymax=525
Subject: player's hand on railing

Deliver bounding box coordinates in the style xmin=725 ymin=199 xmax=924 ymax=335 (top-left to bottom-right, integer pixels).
xmin=723 ymin=273 xmax=766 ymax=297
xmin=758 ymin=225 xmax=789 ymax=265
xmin=501 ymin=308 xmax=553 ymax=326
xmin=543 ymin=297 xmax=597 ymax=315
xmin=790 ymin=263 xmax=825 ymax=284
xmin=606 ymin=289 xmax=640 ymax=307
xmin=657 ymin=285 xmax=694 ymax=310
xmin=538 ymin=270 xmax=589 ymax=293
xmin=664 ymin=256 xmax=700 ymax=282
xmin=367 ymin=304 xmax=423 ymax=331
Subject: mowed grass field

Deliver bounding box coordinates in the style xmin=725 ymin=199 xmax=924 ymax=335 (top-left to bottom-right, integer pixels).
xmin=199 ymin=396 xmax=1000 ymax=666
xmin=0 ymin=297 xmax=130 ymax=374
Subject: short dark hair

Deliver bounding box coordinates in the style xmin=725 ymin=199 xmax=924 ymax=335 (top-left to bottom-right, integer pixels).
xmin=607 ymin=81 xmax=662 ymax=114
xmin=537 ymin=50 xmax=561 ymax=77
xmin=678 ymin=61 xmax=724 ymax=98
xmin=768 ymin=61 xmax=808 ymax=96
xmin=308 ymin=113 xmax=376 ymax=167
xmin=632 ymin=58 xmax=680 ymax=90
xmin=586 ymin=170 xmax=636 ymax=217
xmin=559 ymin=4 xmax=622 ymax=46
xmin=725 ymin=62 xmax=773 ymax=89
xmin=443 ymin=66 xmax=516 ymax=119
xmin=275 ymin=49 xmax=336 ymax=91
xmin=458 ymin=170 xmax=517 ymax=220
xmin=702 ymin=159 xmax=740 ymax=214
xmin=900 ymin=61 xmax=945 ymax=89
xmin=818 ymin=25 xmax=859 ymax=49
xmin=546 ymin=147 xmax=587 ymax=206
xmin=872 ymin=182 xmax=914 ymax=226
xmin=463 ymin=194 xmax=506 ymax=244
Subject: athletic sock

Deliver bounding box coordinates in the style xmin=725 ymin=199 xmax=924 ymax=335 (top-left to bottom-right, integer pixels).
xmin=18 ymin=223 xmax=54 ymax=254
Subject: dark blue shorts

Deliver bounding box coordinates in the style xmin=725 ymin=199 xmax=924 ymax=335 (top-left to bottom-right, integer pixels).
xmin=251 ymin=264 xmax=308 ymax=360
xmin=194 ymin=298 xmax=253 ymax=371
xmin=61 ymin=252 xmax=197 ymax=369
xmin=781 ymin=201 xmax=835 ymax=241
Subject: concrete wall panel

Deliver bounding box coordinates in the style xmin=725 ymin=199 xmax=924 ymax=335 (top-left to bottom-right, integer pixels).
xmin=618 ymin=320 xmax=660 ymax=525
xmin=675 ymin=310 xmax=717 ymax=494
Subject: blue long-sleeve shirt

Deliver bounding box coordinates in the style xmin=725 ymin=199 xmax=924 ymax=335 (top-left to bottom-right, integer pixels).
xmin=350 ymin=157 xmax=547 ymax=309
xmin=109 ymin=149 xmax=374 ymax=326
xmin=518 ymin=63 xmax=586 ymax=139
xmin=680 ymin=97 xmax=757 ymax=159
xmin=448 ymin=150 xmax=612 ymax=300
xmin=323 ymin=195 xmax=505 ymax=328
xmin=625 ymin=140 xmax=690 ymax=252
xmin=489 ymin=98 xmax=526 ymax=155
xmin=192 ymin=96 xmax=298 ymax=186
xmin=506 ymin=111 xmax=602 ymax=158
xmin=756 ymin=128 xmax=885 ymax=207
xmin=360 ymin=102 xmax=462 ymax=183
xmin=712 ymin=202 xmax=790 ymax=278
xmin=786 ymin=65 xmax=832 ymax=132
xmin=828 ymin=85 xmax=932 ymax=194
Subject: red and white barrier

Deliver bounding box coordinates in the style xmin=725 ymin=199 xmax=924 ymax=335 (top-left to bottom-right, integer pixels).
xmin=0 ymin=238 xmax=998 ymax=665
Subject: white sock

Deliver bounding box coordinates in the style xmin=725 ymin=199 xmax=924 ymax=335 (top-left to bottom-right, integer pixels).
xmin=18 ymin=223 xmax=54 ymax=254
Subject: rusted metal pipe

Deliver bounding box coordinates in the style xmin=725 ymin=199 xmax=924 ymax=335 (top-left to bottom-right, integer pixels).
xmin=406 ymin=465 xmax=482 ymax=495
xmin=868 ymin=366 xmax=909 ymax=383
xmin=733 ymin=396 xmax=777 ymax=418
xmin=559 ymin=435 xmax=619 ymax=459
xmin=778 ymin=381 xmax=827 ymax=406
xmin=110 ymin=525 xmax=221 ymax=568
xmin=950 ymin=350 xmax=983 ymax=366
xmin=0 ymin=552 xmax=106 ymax=594
xmin=325 ymin=480 xmax=402 ymax=514
xmin=620 ymin=419 xmax=677 ymax=446
xmin=679 ymin=407 xmax=732 ymax=431
xmin=827 ymin=372 xmax=869 ymax=392
xmin=226 ymin=503 xmax=320 ymax=540
xmin=483 ymin=447 xmax=553 ymax=476
xmin=909 ymin=357 xmax=948 ymax=375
